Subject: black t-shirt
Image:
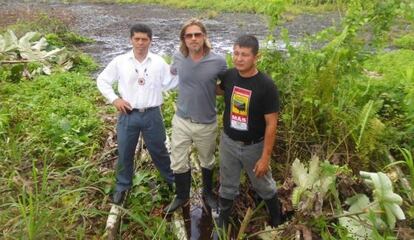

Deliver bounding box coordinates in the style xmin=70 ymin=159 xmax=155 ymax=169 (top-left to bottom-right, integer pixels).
xmin=219 ymin=68 xmax=280 ymax=142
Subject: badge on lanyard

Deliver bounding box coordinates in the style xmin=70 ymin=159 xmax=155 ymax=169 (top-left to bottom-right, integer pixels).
xmin=135 ymin=68 xmax=148 ymax=86
xmin=138 ymin=77 xmax=145 ymax=85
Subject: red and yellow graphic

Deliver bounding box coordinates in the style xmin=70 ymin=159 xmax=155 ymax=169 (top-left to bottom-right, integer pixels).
xmin=230 ymin=86 xmax=252 ymax=131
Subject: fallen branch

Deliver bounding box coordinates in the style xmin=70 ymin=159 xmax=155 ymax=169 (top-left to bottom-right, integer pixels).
xmin=0 ymin=60 xmax=34 ymax=64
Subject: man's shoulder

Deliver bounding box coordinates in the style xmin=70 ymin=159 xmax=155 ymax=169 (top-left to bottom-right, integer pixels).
xmin=219 ymin=68 xmax=237 ymax=80
xmin=256 ymin=72 xmax=279 ymax=95
xmin=225 ymin=68 xmax=237 ymax=75
xmin=207 ymin=51 xmax=226 ymax=62
xmin=112 ymin=51 xmax=131 ymax=62
xmin=258 ymin=72 xmax=275 ymax=84
xmin=173 ymin=51 xmax=185 ymax=60
xmin=149 ymin=52 xmax=167 ymax=64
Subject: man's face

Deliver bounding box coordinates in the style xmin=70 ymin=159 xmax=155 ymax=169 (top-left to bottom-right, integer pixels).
xmin=232 ymin=45 xmax=258 ymax=73
xmin=130 ymin=32 xmax=151 ymax=55
xmin=184 ymin=25 xmax=205 ymax=53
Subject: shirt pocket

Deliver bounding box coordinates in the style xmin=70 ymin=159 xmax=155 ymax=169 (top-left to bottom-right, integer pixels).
xmin=148 ymin=72 xmax=161 ymax=90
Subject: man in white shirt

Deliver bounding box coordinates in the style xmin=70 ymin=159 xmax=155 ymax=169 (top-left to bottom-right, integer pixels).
xmin=97 ymin=24 xmax=177 ymax=204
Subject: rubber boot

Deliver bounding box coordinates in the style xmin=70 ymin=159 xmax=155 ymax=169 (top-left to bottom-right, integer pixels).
xmin=264 ymin=193 xmax=283 ymax=227
xmin=218 ymin=197 xmax=233 ymax=231
xmin=201 ymin=167 xmax=218 ymax=209
xmin=164 ymin=171 xmax=191 ymax=214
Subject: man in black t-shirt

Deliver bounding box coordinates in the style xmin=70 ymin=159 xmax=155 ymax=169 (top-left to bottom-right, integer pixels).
xmin=216 ymin=35 xmax=283 ymax=230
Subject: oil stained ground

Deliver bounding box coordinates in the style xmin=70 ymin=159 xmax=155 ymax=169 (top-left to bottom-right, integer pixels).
xmin=0 ymin=1 xmax=339 ymax=238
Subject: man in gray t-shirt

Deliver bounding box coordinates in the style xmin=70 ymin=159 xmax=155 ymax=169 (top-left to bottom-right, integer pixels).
xmin=164 ymin=18 xmax=227 ymax=214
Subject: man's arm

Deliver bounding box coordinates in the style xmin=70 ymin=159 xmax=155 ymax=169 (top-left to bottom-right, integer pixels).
xmin=161 ymin=56 xmax=179 ymax=91
xmin=216 ymin=84 xmax=224 ymax=95
xmin=253 ymin=112 xmax=278 ymax=177
xmin=97 ymin=59 xmax=132 ymax=114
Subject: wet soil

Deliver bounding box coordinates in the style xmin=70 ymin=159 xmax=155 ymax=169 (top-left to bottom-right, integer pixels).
xmin=0 ymin=0 xmax=341 ymax=66
xmin=0 ymin=1 xmax=340 ymax=239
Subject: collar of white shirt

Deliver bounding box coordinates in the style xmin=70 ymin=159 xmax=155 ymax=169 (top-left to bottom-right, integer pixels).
xmin=127 ymin=50 xmax=153 ymax=65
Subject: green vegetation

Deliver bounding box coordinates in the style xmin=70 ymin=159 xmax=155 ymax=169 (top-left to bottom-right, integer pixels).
xmin=115 ymin=0 xmax=344 ymax=19
xmin=1 ymin=0 xmax=414 ymax=239
xmin=394 ymin=34 xmax=414 ymax=49
xmin=250 ymin=0 xmax=414 ymax=238
xmin=0 ymin=14 xmax=176 ymax=238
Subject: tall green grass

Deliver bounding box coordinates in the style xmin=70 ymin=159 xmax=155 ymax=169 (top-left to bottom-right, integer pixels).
xmin=258 ymin=0 xmax=414 ymax=175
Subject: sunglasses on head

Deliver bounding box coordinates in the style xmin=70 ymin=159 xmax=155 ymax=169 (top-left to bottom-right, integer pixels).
xmin=184 ymin=32 xmax=204 ymax=39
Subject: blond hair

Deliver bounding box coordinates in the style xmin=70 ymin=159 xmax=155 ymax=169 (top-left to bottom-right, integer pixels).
xmin=179 ymin=18 xmax=211 ymax=57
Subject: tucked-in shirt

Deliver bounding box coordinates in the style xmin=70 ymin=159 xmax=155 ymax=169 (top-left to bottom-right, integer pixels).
xmin=172 ymin=51 xmax=227 ymax=123
xmin=97 ymin=50 xmax=177 ymax=108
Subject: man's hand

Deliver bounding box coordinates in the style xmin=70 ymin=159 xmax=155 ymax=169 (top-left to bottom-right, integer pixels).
xmin=253 ymin=157 xmax=270 ymax=177
xmin=113 ymin=98 xmax=132 ymax=114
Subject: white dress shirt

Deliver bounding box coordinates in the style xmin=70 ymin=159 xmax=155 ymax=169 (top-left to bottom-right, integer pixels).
xmin=97 ymin=50 xmax=178 ymax=109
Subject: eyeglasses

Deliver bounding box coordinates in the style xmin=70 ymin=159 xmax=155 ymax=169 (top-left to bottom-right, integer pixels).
xmin=184 ymin=32 xmax=204 ymax=39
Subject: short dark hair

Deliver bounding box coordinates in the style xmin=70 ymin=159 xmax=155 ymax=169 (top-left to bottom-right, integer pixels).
xmin=130 ymin=23 xmax=152 ymax=40
xmin=234 ymin=34 xmax=259 ymax=55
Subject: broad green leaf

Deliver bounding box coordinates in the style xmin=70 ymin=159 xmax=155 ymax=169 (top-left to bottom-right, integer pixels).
xmin=3 ymin=30 xmax=18 ymax=52
xmin=42 ymin=65 xmax=51 ymax=75
xmin=19 ymin=31 xmax=41 ymax=49
xmin=44 ymin=47 xmax=65 ymax=59
xmin=20 ymin=50 xmax=43 ymax=60
xmin=292 ymin=158 xmax=307 ymax=187
xmin=318 ymin=175 xmax=335 ymax=195
xmin=32 ymin=37 xmax=48 ymax=51
xmin=63 ymin=60 xmax=73 ymax=71
xmin=0 ymin=35 xmax=5 ymax=52
xmin=292 ymin=186 xmax=303 ymax=207
xmin=388 ymin=202 xmax=405 ymax=220
xmin=345 ymin=194 xmax=369 ymax=212
xmin=339 ymin=194 xmax=371 ymax=240
xmin=308 ymin=155 xmax=320 ymax=186
xmin=359 ymin=171 xmax=406 ymax=229
xmin=384 ymin=204 xmax=396 ymax=229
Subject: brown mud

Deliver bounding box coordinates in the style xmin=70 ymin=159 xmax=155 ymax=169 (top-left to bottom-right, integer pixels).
xmin=0 ymin=0 xmax=340 ymax=66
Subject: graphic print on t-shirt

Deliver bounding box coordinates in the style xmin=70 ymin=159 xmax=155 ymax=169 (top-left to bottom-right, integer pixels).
xmin=230 ymin=86 xmax=252 ymax=131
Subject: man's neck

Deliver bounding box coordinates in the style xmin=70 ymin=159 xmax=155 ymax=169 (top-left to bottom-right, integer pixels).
xmin=189 ymin=49 xmax=204 ymax=62
xmin=134 ymin=49 xmax=148 ymax=63
xmin=239 ymin=67 xmax=258 ymax=78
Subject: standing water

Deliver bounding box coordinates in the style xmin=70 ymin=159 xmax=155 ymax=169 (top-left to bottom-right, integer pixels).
xmin=0 ymin=1 xmax=340 ymax=238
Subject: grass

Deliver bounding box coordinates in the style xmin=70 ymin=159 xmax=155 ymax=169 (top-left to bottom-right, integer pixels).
xmin=1 ymin=0 xmax=414 ymax=238
xmin=0 ymin=9 xmax=182 ymax=237
xmin=0 ymin=70 xmax=108 ymax=238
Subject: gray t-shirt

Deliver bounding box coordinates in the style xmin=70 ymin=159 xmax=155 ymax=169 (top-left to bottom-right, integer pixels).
xmin=172 ymin=51 xmax=227 ymax=123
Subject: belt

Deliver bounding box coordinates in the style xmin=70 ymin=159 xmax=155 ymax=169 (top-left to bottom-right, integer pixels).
xmin=232 ymin=137 xmax=264 ymax=146
xmin=130 ymin=106 xmax=158 ymax=113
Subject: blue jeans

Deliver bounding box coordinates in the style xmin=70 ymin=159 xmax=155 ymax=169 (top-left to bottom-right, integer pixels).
xmin=115 ymin=107 xmax=174 ymax=192
xmin=219 ymin=132 xmax=277 ymax=200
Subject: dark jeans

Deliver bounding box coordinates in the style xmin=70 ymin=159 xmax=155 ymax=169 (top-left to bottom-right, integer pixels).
xmin=115 ymin=107 xmax=174 ymax=192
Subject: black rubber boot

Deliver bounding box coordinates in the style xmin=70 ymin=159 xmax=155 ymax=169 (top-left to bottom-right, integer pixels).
xmin=111 ymin=190 xmax=127 ymax=205
xmin=218 ymin=197 xmax=233 ymax=231
xmin=201 ymin=167 xmax=218 ymax=209
xmin=164 ymin=171 xmax=191 ymax=214
xmin=264 ymin=193 xmax=283 ymax=227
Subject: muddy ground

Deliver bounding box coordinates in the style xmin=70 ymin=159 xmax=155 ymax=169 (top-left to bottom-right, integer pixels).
xmin=0 ymin=2 xmax=341 ymax=239
xmin=0 ymin=0 xmax=340 ymax=66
